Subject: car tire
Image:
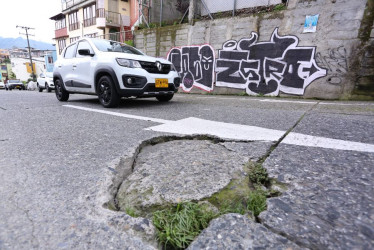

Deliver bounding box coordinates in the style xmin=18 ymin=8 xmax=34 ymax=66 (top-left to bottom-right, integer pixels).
xmin=156 ymin=94 xmax=174 ymax=102
xmin=38 ymin=84 xmax=43 ymax=92
xmin=46 ymin=83 xmax=51 ymax=92
xmin=98 ymin=75 xmax=120 ymax=108
xmin=55 ymin=78 xmax=69 ymax=101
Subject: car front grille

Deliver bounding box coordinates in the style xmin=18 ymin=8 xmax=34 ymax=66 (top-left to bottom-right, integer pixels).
xmin=139 ymin=61 xmax=171 ymax=74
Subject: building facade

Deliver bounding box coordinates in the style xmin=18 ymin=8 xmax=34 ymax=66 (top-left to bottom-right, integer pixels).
xmin=51 ymin=0 xmax=133 ymax=56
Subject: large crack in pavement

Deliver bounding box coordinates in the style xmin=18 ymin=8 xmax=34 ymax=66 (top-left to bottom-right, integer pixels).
xmin=102 ymin=135 xmax=303 ymax=249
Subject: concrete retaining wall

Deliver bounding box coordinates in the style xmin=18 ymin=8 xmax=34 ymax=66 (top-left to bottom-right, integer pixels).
xmin=134 ymin=0 xmax=374 ymax=100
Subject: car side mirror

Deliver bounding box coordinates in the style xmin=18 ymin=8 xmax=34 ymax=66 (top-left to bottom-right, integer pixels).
xmin=78 ymin=49 xmax=94 ymax=57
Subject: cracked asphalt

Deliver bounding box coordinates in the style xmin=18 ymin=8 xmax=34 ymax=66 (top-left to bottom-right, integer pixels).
xmin=0 ymin=90 xmax=373 ymax=249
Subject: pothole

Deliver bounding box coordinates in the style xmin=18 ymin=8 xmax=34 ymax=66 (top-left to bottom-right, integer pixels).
xmin=105 ymin=135 xmax=288 ymax=249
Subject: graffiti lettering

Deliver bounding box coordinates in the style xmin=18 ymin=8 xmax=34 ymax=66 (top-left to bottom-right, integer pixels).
xmin=316 ymin=46 xmax=348 ymax=85
xmin=167 ymin=45 xmax=215 ymax=92
xmin=216 ymin=28 xmax=327 ymax=96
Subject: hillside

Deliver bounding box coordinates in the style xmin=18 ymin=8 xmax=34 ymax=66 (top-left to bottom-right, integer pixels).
xmin=0 ymin=37 xmax=55 ymax=50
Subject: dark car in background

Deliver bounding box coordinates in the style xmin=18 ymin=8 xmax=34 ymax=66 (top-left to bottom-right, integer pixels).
xmin=6 ymin=80 xmax=25 ymax=90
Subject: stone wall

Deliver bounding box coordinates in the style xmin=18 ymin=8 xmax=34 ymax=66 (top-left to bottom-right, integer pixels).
xmin=134 ymin=0 xmax=373 ymax=100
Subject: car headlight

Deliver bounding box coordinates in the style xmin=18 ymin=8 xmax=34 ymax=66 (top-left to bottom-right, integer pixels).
xmin=116 ymin=58 xmax=142 ymax=68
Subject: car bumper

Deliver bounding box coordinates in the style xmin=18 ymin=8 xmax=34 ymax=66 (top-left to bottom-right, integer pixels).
xmin=114 ymin=67 xmax=180 ymax=97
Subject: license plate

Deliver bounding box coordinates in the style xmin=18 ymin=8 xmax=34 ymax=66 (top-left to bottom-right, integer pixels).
xmin=155 ymin=79 xmax=168 ymax=88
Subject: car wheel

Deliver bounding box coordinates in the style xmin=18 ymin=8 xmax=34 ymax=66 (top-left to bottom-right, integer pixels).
xmin=55 ymin=78 xmax=69 ymax=101
xmin=46 ymin=83 xmax=51 ymax=92
xmin=156 ymin=94 xmax=174 ymax=102
xmin=38 ymin=84 xmax=43 ymax=92
xmin=98 ymin=75 xmax=120 ymax=108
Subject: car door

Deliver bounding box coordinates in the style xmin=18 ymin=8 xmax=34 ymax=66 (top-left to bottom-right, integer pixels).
xmin=58 ymin=43 xmax=77 ymax=92
xmin=73 ymin=40 xmax=95 ymax=93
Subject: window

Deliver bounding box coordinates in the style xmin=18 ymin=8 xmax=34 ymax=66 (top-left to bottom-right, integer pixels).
xmin=58 ymin=39 xmax=66 ymax=54
xmin=92 ymin=39 xmax=143 ymax=55
xmin=76 ymin=41 xmax=94 ymax=58
xmin=70 ymin=36 xmax=80 ymax=43
xmin=68 ymin=11 xmax=79 ymax=31
xmin=83 ymin=4 xmax=96 ymax=27
xmin=55 ymin=17 xmax=66 ymax=30
xmin=48 ymin=56 xmax=54 ymax=64
xmin=64 ymin=43 xmax=77 ymax=59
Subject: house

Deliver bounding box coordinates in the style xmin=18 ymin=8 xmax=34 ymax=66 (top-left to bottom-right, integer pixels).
xmin=51 ymin=0 xmax=133 ymax=56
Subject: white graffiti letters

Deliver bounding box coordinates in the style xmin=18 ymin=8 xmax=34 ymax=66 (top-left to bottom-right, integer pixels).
xmin=167 ymin=45 xmax=215 ymax=92
xmin=216 ymin=28 xmax=327 ymax=96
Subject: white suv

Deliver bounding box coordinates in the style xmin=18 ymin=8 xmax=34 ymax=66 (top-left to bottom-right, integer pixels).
xmin=53 ymin=38 xmax=180 ymax=108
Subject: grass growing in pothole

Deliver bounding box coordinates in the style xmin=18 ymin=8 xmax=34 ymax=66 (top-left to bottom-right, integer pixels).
xmin=153 ymin=188 xmax=269 ymax=249
xmin=153 ymin=202 xmax=217 ymax=249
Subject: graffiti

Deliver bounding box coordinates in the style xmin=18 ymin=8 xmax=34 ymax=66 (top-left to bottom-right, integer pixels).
xmin=316 ymin=46 xmax=348 ymax=85
xmin=167 ymin=45 xmax=215 ymax=92
xmin=216 ymin=28 xmax=327 ymax=96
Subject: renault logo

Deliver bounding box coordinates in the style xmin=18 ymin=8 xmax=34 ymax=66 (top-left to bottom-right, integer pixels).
xmin=156 ymin=61 xmax=162 ymax=71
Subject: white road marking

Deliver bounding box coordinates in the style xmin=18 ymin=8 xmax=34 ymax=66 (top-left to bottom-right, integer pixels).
xmin=64 ymin=104 xmax=374 ymax=153
xmin=146 ymin=117 xmax=285 ymax=141
xmin=319 ymin=102 xmax=374 ymax=106
xmin=259 ymin=99 xmax=317 ymax=104
xmin=283 ymin=133 xmax=374 ymax=153
xmin=63 ymin=105 xmax=171 ymax=124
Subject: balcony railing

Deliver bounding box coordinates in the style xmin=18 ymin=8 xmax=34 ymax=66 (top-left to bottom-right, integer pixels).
xmin=55 ymin=27 xmax=68 ymax=39
xmin=69 ymin=22 xmax=80 ymax=31
xmin=96 ymin=8 xmax=130 ymax=27
xmin=62 ymin=0 xmax=89 ymax=11
xmin=83 ymin=17 xmax=96 ymax=27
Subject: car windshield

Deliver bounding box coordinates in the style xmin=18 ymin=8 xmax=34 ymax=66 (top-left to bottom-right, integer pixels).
xmin=46 ymin=72 xmax=53 ymax=78
xmin=92 ymin=39 xmax=144 ymax=55
xmin=9 ymin=80 xmax=20 ymax=83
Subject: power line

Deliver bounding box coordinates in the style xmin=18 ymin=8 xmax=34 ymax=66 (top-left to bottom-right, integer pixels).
xmin=16 ymin=25 xmax=36 ymax=81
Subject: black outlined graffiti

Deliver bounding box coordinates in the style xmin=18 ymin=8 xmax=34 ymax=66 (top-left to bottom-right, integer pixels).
xmin=167 ymin=45 xmax=215 ymax=92
xmin=216 ymin=28 xmax=327 ymax=96
xmin=316 ymin=46 xmax=348 ymax=85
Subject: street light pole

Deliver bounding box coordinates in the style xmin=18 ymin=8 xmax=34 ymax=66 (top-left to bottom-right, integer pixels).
xmin=17 ymin=25 xmax=36 ymax=81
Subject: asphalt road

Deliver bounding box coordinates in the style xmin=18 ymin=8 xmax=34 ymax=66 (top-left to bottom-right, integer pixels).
xmin=0 ymin=90 xmax=373 ymax=249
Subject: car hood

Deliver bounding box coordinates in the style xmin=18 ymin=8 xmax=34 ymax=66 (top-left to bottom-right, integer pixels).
xmin=107 ymin=52 xmax=171 ymax=64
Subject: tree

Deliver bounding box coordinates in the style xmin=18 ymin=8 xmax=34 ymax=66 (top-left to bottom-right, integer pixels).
xmin=9 ymin=71 xmax=16 ymax=79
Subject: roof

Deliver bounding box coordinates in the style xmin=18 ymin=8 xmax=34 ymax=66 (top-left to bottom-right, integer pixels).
xmin=50 ymin=13 xmax=65 ymax=20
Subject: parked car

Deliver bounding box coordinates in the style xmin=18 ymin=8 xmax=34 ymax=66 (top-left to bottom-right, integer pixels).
xmin=0 ymin=81 xmax=4 ymax=89
xmin=6 ymin=79 xmax=25 ymax=90
xmin=53 ymin=38 xmax=180 ymax=108
xmin=37 ymin=72 xmax=55 ymax=92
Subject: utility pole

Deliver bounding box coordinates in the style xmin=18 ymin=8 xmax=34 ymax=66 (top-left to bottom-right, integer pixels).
xmin=17 ymin=25 xmax=36 ymax=81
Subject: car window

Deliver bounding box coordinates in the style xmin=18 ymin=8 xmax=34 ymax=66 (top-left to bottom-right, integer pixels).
xmin=46 ymin=72 xmax=53 ymax=78
xmin=40 ymin=73 xmax=45 ymax=78
xmin=9 ymin=80 xmax=20 ymax=83
xmin=91 ymin=39 xmax=143 ymax=55
xmin=76 ymin=40 xmax=94 ymax=58
xmin=64 ymin=43 xmax=77 ymax=59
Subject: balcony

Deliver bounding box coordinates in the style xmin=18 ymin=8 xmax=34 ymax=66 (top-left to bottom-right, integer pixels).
xmin=55 ymin=27 xmax=68 ymax=39
xmin=96 ymin=8 xmax=130 ymax=28
xmin=62 ymin=0 xmax=96 ymax=12
xmin=83 ymin=17 xmax=96 ymax=27
xmin=69 ymin=22 xmax=80 ymax=31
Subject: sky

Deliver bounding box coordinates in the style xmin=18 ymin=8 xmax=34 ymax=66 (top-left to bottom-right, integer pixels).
xmin=0 ymin=0 xmax=63 ymax=44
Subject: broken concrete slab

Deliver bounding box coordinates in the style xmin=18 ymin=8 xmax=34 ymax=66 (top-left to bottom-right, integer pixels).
xmin=260 ymin=145 xmax=374 ymax=249
xmin=188 ymin=213 xmax=301 ymax=249
xmin=116 ymin=139 xmax=250 ymax=215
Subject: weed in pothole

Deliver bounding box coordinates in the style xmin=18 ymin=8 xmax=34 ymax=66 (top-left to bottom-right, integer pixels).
xmin=248 ymin=162 xmax=270 ymax=187
xmin=153 ymin=202 xmax=218 ymax=249
xmin=125 ymin=206 xmax=140 ymax=218
xmin=247 ymin=189 xmax=267 ymax=217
